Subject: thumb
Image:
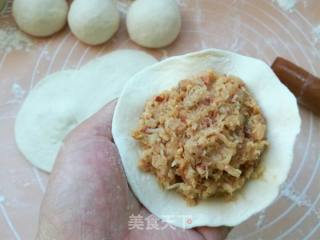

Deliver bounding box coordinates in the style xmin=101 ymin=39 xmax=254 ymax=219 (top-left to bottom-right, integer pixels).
xmin=197 ymin=226 xmax=232 ymax=240
xmin=67 ymin=99 xmax=117 ymax=142
xmin=37 ymin=99 xmax=136 ymax=240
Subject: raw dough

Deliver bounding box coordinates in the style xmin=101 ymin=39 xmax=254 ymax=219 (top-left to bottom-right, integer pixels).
xmin=68 ymin=0 xmax=120 ymax=45
xmin=112 ymin=49 xmax=301 ymax=228
xmin=13 ymin=0 xmax=68 ymax=37
xmin=15 ymin=50 xmax=157 ymax=172
xmin=126 ymin=0 xmax=181 ymax=48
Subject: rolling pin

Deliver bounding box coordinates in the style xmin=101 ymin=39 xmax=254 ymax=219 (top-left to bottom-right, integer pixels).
xmin=272 ymin=57 xmax=320 ymax=116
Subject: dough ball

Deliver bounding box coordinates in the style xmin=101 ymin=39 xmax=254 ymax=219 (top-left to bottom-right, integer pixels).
xmin=68 ymin=0 xmax=120 ymax=45
xmin=127 ymin=0 xmax=182 ymax=48
xmin=13 ymin=0 xmax=68 ymax=37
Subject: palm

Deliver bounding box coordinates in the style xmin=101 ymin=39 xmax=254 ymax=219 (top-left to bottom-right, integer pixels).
xmin=37 ymin=102 xmax=229 ymax=240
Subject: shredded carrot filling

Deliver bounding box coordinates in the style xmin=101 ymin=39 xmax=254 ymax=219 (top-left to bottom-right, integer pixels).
xmin=133 ymin=70 xmax=268 ymax=205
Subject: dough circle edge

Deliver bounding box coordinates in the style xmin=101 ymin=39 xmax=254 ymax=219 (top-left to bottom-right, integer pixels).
xmin=112 ymin=49 xmax=301 ymax=228
xmin=15 ymin=50 xmax=158 ymax=172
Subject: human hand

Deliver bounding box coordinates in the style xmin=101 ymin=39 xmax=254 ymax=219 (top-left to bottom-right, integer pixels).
xmin=36 ymin=100 xmax=231 ymax=240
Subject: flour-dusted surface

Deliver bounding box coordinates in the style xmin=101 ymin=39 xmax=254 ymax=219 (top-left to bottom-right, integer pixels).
xmin=273 ymin=0 xmax=298 ymax=11
xmin=0 ymin=23 xmax=34 ymax=53
xmin=313 ymin=25 xmax=320 ymax=44
xmin=0 ymin=0 xmax=320 ymax=239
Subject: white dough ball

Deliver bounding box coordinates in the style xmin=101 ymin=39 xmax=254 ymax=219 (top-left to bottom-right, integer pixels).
xmin=13 ymin=0 xmax=68 ymax=37
xmin=68 ymin=0 xmax=120 ymax=45
xmin=127 ymin=0 xmax=181 ymax=48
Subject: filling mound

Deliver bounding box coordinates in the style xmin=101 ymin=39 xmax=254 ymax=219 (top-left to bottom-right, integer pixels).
xmin=133 ymin=71 xmax=268 ymax=205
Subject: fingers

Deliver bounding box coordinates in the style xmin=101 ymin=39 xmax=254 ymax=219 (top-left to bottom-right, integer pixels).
xmin=36 ymin=99 xmax=143 ymax=239
xmin=196 ymin=226 xmax=232 ymax=240
xmin=67 ymin=99 xmax=117 ymax=143
xmin=84 ymin=100 xmax=117 ymax=140
xmin=38 ymin=129 xmax=139 ymax=239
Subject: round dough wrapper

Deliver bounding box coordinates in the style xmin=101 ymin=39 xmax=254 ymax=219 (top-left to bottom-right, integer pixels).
xmin=127 ymin=0 xmax=181 ymax=48
xmin=68 ymin=0 xmax=120 ymax=45
xmin=13 ymin=0 xmax=68 ymax=37
xmin=112 ymin=49 xmax=301 ymax=228
xmin=15 ymin=50 xmax=158 ymax=172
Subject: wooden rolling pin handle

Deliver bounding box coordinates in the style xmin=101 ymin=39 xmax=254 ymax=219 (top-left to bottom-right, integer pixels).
xmin=271 ymin=57 xmax=320 ymax=116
